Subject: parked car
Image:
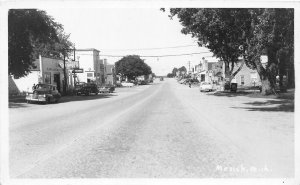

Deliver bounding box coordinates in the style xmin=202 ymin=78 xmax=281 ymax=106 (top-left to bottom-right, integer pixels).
xmin=199 ymin=82 xmax=213 ymax=92
xmin=74 ymin=82 xmax=86 ymax=94
xmin=121 ymin=82 xmax=134 ymax=87
xmin=137 ymin=80 xmax=148 ymax=85
xmin=99 ymin=86 xmax=115 ymax=93
xmin=77 ymin=83 xmax=99 ymax=95
xmin=26 ymin=83 xmax=61 ymax=104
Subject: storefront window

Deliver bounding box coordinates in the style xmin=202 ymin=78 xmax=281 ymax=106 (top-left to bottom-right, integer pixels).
xmin=241 ymin=75 xmax=244 ymax=85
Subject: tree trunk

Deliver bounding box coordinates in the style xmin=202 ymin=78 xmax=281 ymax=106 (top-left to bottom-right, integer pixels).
xmin=254 ymin=58 xmax=276 ymax=95
xmin=260 ymin=76 xmax=274 ymax=95
xmin=229 ymin=60 xmax=245 ymax=82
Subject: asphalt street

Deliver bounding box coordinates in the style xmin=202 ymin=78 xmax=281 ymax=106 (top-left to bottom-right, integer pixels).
xmin=9 ymin=79 xmax=294 ymax=178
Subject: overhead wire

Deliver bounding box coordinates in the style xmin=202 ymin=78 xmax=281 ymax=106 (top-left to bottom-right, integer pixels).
xmin=101 ymin=44 xmax=199 ymax=51
xmin=77 ymin=51 xmax=212 ymax=58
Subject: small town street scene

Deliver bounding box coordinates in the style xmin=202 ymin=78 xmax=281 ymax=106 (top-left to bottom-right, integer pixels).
xmin=2 ymin=4 xmax=298 ymax=184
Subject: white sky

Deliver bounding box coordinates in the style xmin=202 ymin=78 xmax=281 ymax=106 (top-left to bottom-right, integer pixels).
xmin=45 ymin=8 xmax=218 ymax=76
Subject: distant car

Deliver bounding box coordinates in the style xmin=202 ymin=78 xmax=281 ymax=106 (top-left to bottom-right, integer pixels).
xmin=137 ymin=80 xmax=147 ymax=85
xmin=121 ymin=82 xmax=134 ymax=87
xmin=99 ymin=86 xmax=115 ymax=93
xmin=26 ymin=83 xmax=61 ymax=104
xmin=199 ymin=82 xmax=213 ymax=92
xmin=77 ymin=83 xmax=99 ymax=95
xmin=160 ymin=77 xmax=164 ymax=81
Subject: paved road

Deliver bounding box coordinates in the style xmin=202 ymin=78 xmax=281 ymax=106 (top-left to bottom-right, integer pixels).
xmin=9 ymin=79 xmax=294 ymax=178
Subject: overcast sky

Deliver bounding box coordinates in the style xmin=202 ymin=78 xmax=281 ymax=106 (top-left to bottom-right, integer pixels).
xmin=45 ymin=8 xmax=218 ymax=76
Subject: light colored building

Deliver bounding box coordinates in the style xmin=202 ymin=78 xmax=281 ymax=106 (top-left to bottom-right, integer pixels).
xmin=230 ymin=61 xmax=261 ymax=87
xmin=10 ymin=55 xmax=64 ymax=94
xmin=105 ymin=63 xmax=116 ymax=85
xmin=71 ymin=48 xmax=104 ymax=86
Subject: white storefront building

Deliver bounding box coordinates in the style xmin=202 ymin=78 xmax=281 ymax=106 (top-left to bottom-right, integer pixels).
xmin=11 ymin=55 xmax=64 ymax=93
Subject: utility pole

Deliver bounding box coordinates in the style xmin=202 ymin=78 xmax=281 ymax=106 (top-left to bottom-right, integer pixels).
xmin=63 ymin=53 xmax=67 ymax=95
xmin=62 ymin=47 xmax=76 ymax=95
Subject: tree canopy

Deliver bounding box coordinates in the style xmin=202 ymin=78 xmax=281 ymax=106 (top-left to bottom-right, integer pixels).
xmin=115 ymin=55 xmax=152 ymax=81
xmin=167 ymin=8 xmax=294 ymax=95
xmin=8 ymin=9 xmax=74 ymax=79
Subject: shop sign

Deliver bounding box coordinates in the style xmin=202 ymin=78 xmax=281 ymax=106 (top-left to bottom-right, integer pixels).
xmin=72 ymin=69 xmax=84 ymax=73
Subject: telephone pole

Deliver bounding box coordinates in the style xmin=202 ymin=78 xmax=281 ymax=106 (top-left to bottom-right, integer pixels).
xmin=63 ymin=53 xmax=67 ymax=95
xmin=62 ymin=47 xmax=76 ymax=96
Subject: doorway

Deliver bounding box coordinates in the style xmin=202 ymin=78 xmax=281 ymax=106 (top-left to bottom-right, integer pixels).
xmin=54 ymin=74 xmax=61 ymax=92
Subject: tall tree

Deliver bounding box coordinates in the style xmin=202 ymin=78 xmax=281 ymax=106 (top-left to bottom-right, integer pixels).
xmin=168 ymin=8 xmax=250 ymax=81
xmin=172 ymin=67 xmax=178 ymax=77
xmin=245 ymin=9 xmax=294 ymax=94
xmin=178 ymin=66 xmax=187 ymax=73
xmin=115 ymin=55 xmax=152 ymax=81
xmin=8 ymin=9 xmax=73 ymax=78
xmin=167 ymin=8 xmax=294 ymax=95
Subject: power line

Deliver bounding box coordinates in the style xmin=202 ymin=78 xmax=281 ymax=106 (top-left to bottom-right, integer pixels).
xmin=35 ymin=48 xmax=214 ymax=58
xmin=101 ymin=44 xmax=198 ymax=51
xmin=99 ymin=52 xmax=212 ymax=58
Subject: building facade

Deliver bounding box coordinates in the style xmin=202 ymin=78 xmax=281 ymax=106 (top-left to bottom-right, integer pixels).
xmin=11 ymin=55 xmax=64 ymax=94
xmin=105 ymin=63 xmax=116 ymax=85
xmin=231 ymin=62 xmax=261 ymax=87
xmin=71 ymin=48 xmax=104 ymax=86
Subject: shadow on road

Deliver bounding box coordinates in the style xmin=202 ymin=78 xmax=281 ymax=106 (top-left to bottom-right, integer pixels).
xmin=232 ymin=99 xmax=294 ymax=112
xmin=9 ymin=102 xmax=30 ymax=108
xmin=9 ymin=93 xmax=117 ymax=108
xmin=58 ymin=93 xmax=117 ymax=103
xmin=209 ymin=90 xmax=294 ymax=99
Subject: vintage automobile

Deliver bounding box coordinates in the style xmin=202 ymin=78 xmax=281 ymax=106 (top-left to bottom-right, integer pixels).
xmin=77 ymin=83 xmax=99 ymax=96
xmin=199 ymin=82 xmax=213 ymax=92
xmin=99 ymin=86 xmax=115 ymax=93
xmin=73 ymin=82 xmax=86 ymax=95
xmin=121 ymin=82 xmax=134 ymax=87
xmin=26 ymin=83 xmax=61 ymax=104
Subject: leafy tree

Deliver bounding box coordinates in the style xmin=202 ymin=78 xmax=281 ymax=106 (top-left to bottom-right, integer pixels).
xmin=178 ymin=66 xmax=187 ymax=73
xmin=8 ymin=9 xmax=73 ymax=79
xmin=167 ymin=73 xmax=174 ymax=78
xmin=245 ymin=9 xmax=294 ymax=94
xmin=172 ymin=67 xmax=178 ymax=77
xmin=167 ymin=8 xmax=294 ymax=95
xmin=115 ymin=55 xmax=152 ymax=81
xmin=168 ymin=9 xmax=250 ymax=80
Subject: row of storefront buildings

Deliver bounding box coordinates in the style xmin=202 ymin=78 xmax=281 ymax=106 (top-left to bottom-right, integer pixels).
xmin=9 ymin=48 xmax=116 ymax=95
